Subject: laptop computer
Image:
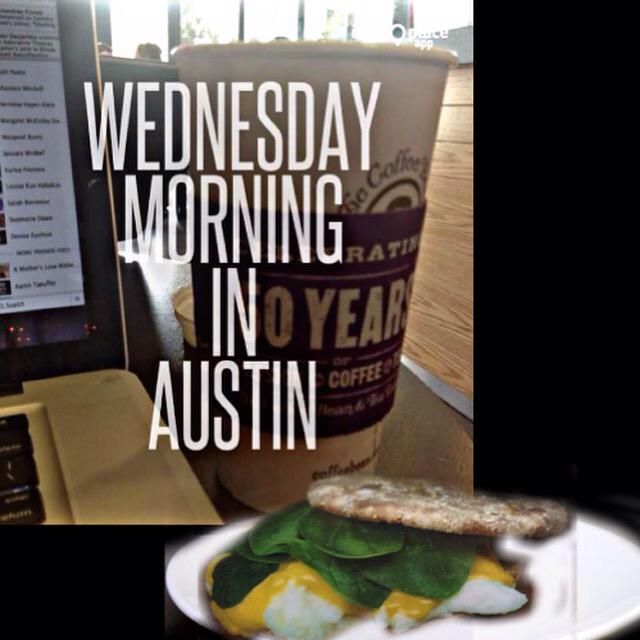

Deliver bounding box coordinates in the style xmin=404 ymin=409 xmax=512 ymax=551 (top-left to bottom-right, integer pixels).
xmin=0 ymin=0 xmax=219 ymax=524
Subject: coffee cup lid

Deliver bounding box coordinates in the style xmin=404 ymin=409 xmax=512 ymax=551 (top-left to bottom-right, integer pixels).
xmin=172 ymin=40 xmax=458 ymax=68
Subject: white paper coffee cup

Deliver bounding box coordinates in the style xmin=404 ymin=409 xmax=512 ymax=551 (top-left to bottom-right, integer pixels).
xmin=172 ymin=43 xmax=456 ymax=510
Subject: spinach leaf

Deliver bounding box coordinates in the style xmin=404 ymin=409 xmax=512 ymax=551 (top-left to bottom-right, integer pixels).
xmin=233 ymin=537 xmax=290 ymax=564
xmin=210 ymin=553 xmax=278 ymax=608
xmin=358 ymin=528 xmax=474 ymax=599
xmin=249 ymin=501 xmax=311 ymax=556
xmin=288 ymin=539 xmax=390 ymax=609
xmin=300 ymin=508 xmax=404 ymax=558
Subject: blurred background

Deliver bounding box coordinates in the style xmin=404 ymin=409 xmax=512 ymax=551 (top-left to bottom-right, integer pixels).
xmin=93 ymin=0 xmax=472 ymax=62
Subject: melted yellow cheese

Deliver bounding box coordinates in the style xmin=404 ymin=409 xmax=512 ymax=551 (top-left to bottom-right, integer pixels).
xmin=382 ymin=591 xmax=439 ymax=620
xmin=468 ymin=555 xmax=515 ymax=586
xmin=206 ymin=554 xmax=361 ymax=637
xmin=381 ymin=555 xmax=514 ymax=622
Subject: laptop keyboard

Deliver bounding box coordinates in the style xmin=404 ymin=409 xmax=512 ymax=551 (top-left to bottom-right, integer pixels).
xmin=0 ymin=414 xmax=46 ymax=524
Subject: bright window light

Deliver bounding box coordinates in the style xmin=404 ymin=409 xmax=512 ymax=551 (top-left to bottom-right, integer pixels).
xmin=350 ymin=0 xmax=394 ymax=42
xmin=304 ymin=0 xmax=348 ymax=40
xmin=179 ymin=0 xmax=241 ymax=44
xmin=244 ymin=0 xmax=299 ymax=42
xmin=303 ymin=0 xmax=471 ymax=44
xmin=111 ymin=0 xmax=169 ymax=60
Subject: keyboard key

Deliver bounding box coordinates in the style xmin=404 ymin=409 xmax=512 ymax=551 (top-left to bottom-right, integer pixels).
xmin=0 ymin=454 xmax=39 ymax=492
xmin=0 ymin=487 xmax=45 ymax=524
xmin=0 ymin=429 xmax=32 ymax=459
xmin=0 ymin=414 xmax=28 ymax=432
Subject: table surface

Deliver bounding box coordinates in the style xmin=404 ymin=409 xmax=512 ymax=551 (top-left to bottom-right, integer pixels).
xmin=118 ymin=239 xmax=473 ymax=637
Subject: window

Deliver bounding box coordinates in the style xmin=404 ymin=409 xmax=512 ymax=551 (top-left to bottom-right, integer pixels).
xmin=105 ymin=1 xmax=474 ymax=60
xmin=304 ymin=0 xmax=351 ymax=40
xmin=350 ymin=0 xmax=395 ymax=42
xmin=179 ymin=0 xmax=241 ymax=45
xmin=244 ymin=0 xmax=299 ymax=42
xmin=110 ymin=0 xmax=169 ymax=60
xmin=305 ymin=0 xmax=396 ymax=41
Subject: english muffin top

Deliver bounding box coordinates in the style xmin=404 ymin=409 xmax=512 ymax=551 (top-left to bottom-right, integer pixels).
xmin=308 ymin=475 xmax=570 ymax=538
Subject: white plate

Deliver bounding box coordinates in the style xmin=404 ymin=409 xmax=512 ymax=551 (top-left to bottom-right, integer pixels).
xmin=166 ymin=513 xmax=640 ymax=640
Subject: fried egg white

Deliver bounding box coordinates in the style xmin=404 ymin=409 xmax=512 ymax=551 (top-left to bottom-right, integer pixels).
xmin=206 ymin=554 xmax=527 ymax=638
xmin=376 ymin=555 xmax=528 ymax=632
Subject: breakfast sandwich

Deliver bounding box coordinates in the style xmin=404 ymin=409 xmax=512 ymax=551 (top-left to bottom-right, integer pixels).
xmin=205 ymin=475 xmax=570 ymax=638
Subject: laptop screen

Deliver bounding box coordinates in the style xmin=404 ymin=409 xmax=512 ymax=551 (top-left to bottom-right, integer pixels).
xmin=0 ymin=0 xmax=126 ymax=383
xmin=0 ymin=1 xmax=88 ymax=350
